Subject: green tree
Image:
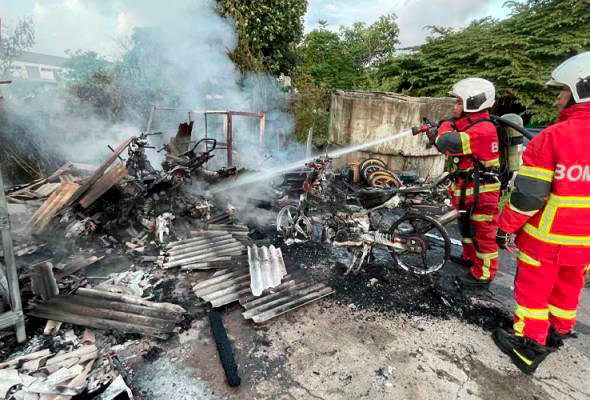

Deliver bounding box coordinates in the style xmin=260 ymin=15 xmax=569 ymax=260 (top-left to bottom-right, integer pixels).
xmin=369 ymin=0 xmax=590 ymax=124
xmin=217 ymin=0 xmax=308 ymax=74
xmin=63 ymin=50 xmax=110 ymax=82
xmin=298 ymin=29 xmax=360 ymax=89
xmin=340 ymin=14 xmax=399 ymax=66
xmin=292 ymin=16 xmax=400 ymax=143
xmin=0 ymin=17 xmax=35 ymax=78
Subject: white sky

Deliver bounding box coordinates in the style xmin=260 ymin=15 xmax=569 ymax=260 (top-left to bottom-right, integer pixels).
xmin=0 ymin=0 xmax=512 ymax=57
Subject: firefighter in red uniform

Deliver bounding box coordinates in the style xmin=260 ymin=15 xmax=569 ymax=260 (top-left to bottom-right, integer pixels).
xmin=426 ymin=78 xmax=502 ymax=287
xmin=493 ymin=52 xmax=590 ymax=374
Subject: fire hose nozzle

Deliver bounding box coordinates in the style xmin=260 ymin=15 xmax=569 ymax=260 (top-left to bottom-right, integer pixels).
xmin=412 ymin=124 xmax=430 ymax=136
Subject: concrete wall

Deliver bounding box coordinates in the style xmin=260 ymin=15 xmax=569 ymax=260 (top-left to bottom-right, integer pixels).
xmin=329 ymin=90 xmax=455 ymax=177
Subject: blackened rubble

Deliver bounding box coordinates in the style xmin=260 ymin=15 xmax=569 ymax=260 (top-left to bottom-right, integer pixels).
xmin=1 ymin=122 xmax=515 ymax=398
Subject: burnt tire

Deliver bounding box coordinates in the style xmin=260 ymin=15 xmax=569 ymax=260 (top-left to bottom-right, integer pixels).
xmin=360 ymin=157 xmax=387 ymax=172
xmin=388 ymin=214 xmax=451 ymax=275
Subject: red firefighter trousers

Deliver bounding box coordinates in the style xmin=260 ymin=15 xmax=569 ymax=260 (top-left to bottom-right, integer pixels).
xmin=513 ymin=256 xmax=586 ymax=345
xmin=456 ymin=191 xmax=500 ymax=281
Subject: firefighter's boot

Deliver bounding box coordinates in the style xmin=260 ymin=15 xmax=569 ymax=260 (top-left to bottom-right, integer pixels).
xmin=450 ymin=255 xmax=473 ymax=268
xmin=492 ymin=328 xmax=549 ymax=374
xmin=546 ymin=328 xmax=577 ymax=352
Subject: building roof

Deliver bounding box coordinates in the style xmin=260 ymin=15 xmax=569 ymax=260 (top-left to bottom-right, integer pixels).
xmin=14 ymin=51 xmax=68 ymax=67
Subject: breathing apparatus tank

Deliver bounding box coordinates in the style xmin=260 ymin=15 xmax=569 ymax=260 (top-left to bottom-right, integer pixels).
xmin=499 ymin=113 xmax=525 ymax=173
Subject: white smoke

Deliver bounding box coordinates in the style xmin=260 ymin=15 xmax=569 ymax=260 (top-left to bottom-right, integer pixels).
xmin=2 ymin=0 xmax=301 ymax=170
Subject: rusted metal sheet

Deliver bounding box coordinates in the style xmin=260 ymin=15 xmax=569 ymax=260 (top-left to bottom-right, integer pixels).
xmin=163 ymin=231 xmax=246 ymax=269
xmin=240 ymin=276 xmax=335 ymax=323
xmin=79 ymin=162 xmax=128 ymax=208
xmin=193 ymin=267 xmax=251 ymax=307
xmin=248 ymin=245 xmax=286 ymax=296
xmin=27 ymin=182 xmax=79 ymax=235
xmin=66 ymin=137 xmax=133 ymax=208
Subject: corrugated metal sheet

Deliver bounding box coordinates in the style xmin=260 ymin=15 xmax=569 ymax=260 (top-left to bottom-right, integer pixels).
xmin=27 ymin=287 xmax=185 ymax=337
xmin=31 ymin=262 xmax=58 ymax=301
xmin=66 ymin=137 xmax=133 ymax=208
xmin=240 ymin=276 xmax=335 ymax=323
xmin=27 ymin=182 xmax=80 ymax=235
xmin=34 ymin=182 xmax=61 ymax=197
xmin=59 ymin=173 xmax=76 ymax=183
xmin=206 ymin=212 xmax=233 ymax=225
xmin=47 ymin=162 xmax=74 ymax=182
xmin=79 ymin=162 xmax=128 ymax=208
xmin=193 ymin=267 xmax=251 ymax=307
xmin=163 ymin=231 xmax=246 ymax=269
xmin=248 ymin=245 xmax=286 ymax=296
xmin=180 ymin=254 xmax=248 ymax=271
xmin=207 ymin=224 xmax=249 ymax=236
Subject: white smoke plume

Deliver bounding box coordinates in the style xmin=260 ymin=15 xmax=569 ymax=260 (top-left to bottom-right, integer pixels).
xmin=2 ymin=0 xmax=300 ymax=171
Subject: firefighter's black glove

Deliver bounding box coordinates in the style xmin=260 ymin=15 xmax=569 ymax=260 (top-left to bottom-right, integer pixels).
xmin=426 ymin=127 xmax=438 ymax=146
xmin=496 ymin=228 xmax=510 ymax=249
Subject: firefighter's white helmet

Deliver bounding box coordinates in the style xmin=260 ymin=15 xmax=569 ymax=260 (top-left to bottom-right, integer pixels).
xmin=546 ymin=51 xmax=590 ymax=104
xmin=449 ymin=78 xmax=496 ymax=113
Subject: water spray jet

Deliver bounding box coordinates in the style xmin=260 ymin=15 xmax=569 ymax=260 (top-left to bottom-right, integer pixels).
xmin=209 ymin=129 xmax=413 ymax=194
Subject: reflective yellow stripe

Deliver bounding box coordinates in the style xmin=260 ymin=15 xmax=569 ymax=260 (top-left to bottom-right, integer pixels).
xmin=452 ymin=182 xmax=501 ymax=197
xmin=480 ymin=158 xmax=501 ymax=168
xmin=508 ymin=200 xmax=538 ymax=217
xmin=476 ymin=251 xmax=499 ymax=260
xmin=514 ymin=320 xmax=525 ymax=335
xmin=517 ymin=251 xmax=541 ymax=267
xmin=462 ymin=238 xmax=473 ymax=244
xmin=538 ymin=204 xmax=558 ymax=233
xmin=459 ymin=132 xmax=472 ymax=155
xmin=525 ymin=193 xmax=590 ymax=243
xmin=513 ymin=350 xmax=534 ymax=366
xmin=515 ymin=305 xmax=549 ymax=320
xmin=548 ymin=305 xmax=576 ymax=320
xmin=518 ymin=165 xmax=554 ymax=182
xmin=547 ymin=194 xmax=590 ymax=208
xmin=523 ymin=224 xmax=590 ymax=246
xmin=471 ymin=214 xmax=494 ymax=222
xmin=476 ymin=251 xmax=498 ymax=280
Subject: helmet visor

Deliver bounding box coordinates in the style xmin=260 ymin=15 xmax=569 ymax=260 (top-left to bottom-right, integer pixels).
xmin=576 ymin=77 xmax=590 ymax=101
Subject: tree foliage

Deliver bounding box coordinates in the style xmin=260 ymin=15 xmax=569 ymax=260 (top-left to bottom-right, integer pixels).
xmin=0 ymin=17 xmax=35 ymax=78
xmin=369 ymin=0 xmax=590 ymax=124
xmin=63 ymin=28 xmax=175 ymax=123
xmin=63 ymin=50 xmax=110 ymax=82
xmin=217 ymin=0 xmax=308 ymax=74
xmin=292 ymin=16 xmax=400 ymax=144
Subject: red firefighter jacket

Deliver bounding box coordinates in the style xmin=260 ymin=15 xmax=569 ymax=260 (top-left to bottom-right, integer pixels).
xmin=435 ymin=111 xmax=501 ymax=209
xmin=498 ymin=103 xmax=590 ymax=266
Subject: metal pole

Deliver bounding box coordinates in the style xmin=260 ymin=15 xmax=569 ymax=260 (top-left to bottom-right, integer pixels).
xmin=259 ymin=112 xmax=265 ymax=147
xmin=227 ymin=113 xmax=233 ymax=167
xmin=0 ymin=167 xmax=26 ymax=343
xmin=145 ymin=104 xmax=157 ymax=134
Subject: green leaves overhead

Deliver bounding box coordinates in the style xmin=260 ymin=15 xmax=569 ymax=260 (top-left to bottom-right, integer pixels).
xmin=217 ymin=0 xmax=308 ymax=74
xmin=369 ymin=0 xmax=590 ymax=124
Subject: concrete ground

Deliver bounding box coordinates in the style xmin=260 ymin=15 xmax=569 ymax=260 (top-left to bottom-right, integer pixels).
xmin=129 ymin=243 xmax=590 ymax=400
